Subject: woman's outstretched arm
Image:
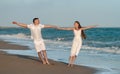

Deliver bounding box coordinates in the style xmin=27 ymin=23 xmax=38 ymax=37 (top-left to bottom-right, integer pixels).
xmin=57 ymin=27 xmax=74 ymax=31
xmin=81 ymin=25 xmax=98 ymax=30
xmin=12 ymin=21 xmax=28 ymax=28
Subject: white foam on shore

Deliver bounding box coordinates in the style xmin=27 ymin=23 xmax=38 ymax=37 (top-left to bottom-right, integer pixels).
xmin=0 ymin=34 xmax=120 ymax=55
xmin=0 ymin=33 xmax=30 ymax=39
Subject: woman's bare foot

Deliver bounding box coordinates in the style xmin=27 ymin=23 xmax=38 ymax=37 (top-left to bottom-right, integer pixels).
xmin=42 ymin=61 xmax=47 ymax=64
xmin=46 ymin=61 xmax=50 ymax=65
xmin=43 ymin=62 xmax=46 ymax=64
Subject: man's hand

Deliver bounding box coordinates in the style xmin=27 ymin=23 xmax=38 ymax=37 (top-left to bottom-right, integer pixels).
xmin=12 ymin=21 xmax=18 ymax=24
xmin=12 ymin=21 xmax=27 ymax=28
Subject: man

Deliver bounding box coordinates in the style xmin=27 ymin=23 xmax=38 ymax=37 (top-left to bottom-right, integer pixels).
xmin=12 ymin=18 xmax=57 ymax=64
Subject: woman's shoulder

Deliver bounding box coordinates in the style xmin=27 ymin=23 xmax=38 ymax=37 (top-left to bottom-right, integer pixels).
xmin=74 ymin=28 xmax=82 ymax=31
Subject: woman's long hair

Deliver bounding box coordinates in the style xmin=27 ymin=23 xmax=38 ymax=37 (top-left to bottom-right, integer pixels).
xmin=75 ymin=21 xmax=86 ymax=39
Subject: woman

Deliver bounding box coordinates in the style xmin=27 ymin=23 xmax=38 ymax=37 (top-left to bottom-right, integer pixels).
xmin=57 ymin=21 xmax=97 ymax=67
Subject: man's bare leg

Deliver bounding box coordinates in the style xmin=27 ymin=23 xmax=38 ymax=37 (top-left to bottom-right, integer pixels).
xmin=43 ymin=50 xmax=50 ymax=65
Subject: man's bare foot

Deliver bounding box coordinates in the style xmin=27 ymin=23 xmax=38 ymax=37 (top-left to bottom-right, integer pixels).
xmin=46 ymin=61 xmax=50 ymax=65
xmin=67 ymin=64 xmax=71 ymax=67
xmin=70 ymin=64 xmax=73 ymax=67
xmin=67 ymin=64 xmax=73 ymax=67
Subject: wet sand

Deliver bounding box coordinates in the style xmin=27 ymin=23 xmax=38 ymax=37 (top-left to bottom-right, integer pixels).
xmin=0 ymin=40 xmax=97 ymax=74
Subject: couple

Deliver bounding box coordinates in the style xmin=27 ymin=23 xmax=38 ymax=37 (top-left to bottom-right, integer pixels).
xmin=12 ymin=18 xmax=97 ymax=67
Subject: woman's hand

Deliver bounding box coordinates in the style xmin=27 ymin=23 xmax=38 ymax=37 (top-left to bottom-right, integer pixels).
xmin=12 ymin=21 xmax=18 ymax=24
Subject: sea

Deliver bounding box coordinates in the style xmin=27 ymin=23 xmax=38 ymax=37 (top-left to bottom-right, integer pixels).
xmin=0 ymin=27 xmax=120 ymax=74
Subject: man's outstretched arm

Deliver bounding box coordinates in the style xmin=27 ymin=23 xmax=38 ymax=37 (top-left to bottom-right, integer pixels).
xmin=12 ymin=21 xmax=28 ymax=28
xmin=44 ymin=25 xmax=58 ymax=29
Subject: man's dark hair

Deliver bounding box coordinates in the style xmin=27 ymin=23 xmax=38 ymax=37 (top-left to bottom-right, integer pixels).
xmin=33 ymin=18 xmax=39 ymax=23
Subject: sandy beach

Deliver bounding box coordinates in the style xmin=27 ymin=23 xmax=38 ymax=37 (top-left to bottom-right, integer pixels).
xmin=0 ymin=40 xmax=97 ymax=74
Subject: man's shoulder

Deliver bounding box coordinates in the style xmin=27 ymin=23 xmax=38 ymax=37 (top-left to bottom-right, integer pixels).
xmin=29 ymin=24 xmax=35 ymax=26
xmin=39 ymin=24 xmax=44 ymax=28
xmin=29 ymin=24 xmax=34 ymax=25
xmin=39 ymin=24 xmax=44 ymax=25
xmin=27 ymin=24 xmax=34 ymax=28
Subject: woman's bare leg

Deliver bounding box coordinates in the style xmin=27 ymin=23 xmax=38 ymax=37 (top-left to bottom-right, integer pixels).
xmin=68 ymin=56 xmax=73 ymax=67
xmin=71 ymin=56 xmax=77 ymax=67
xmin=38 ymin=52 xmax=46 ymax=64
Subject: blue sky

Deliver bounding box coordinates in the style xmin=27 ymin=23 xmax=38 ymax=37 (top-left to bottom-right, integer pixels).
xmin=0 ymin=0 xmax=120 ymax=27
